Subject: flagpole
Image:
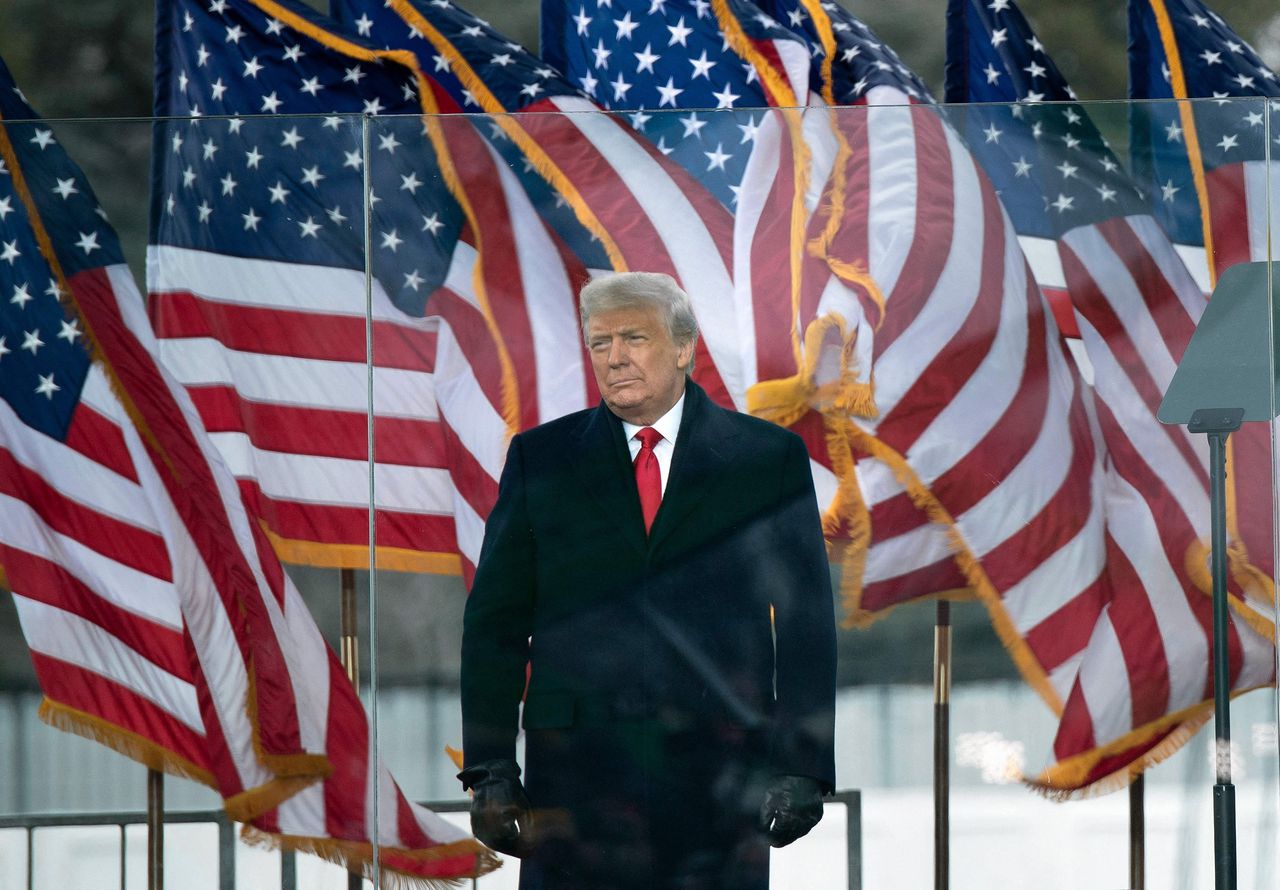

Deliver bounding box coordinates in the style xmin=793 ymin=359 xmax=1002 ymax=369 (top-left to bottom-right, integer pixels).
xmin=1130 ymin=774 xmax=1145 ymax=890
xmin=340 ymin=567 xmax=362 ymax=890
xmin=933 ymin=600 xmax=951 ymax=890
xmin=147 ymin=768 xmax=163 ymax=890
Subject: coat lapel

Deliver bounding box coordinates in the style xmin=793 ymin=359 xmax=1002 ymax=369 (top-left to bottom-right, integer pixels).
xmin=647 ymin=382 xmax=741 ymax=556
xmin=573 ymin=401 xmax=649 ymax=558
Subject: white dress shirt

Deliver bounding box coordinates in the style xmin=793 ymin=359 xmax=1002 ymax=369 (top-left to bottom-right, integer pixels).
xmin=621 ymin=391 xmax=685 ymax=496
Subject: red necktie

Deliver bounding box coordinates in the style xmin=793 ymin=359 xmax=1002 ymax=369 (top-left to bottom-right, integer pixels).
xmin=634 ymin=427 xmax=663 ymax=533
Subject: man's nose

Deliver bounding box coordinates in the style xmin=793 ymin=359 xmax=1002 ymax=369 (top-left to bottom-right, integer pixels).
xmin=607 ymin=339 xmax=627 ymax=366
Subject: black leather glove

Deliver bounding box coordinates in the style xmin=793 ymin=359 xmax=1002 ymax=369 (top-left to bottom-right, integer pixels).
xmin=757 ymin=774 xmax=824 ymax=848
xmin=457 ymin=758 xmax=532 ymax=857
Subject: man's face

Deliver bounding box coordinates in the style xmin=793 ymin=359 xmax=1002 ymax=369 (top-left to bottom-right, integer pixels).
xmin=587 ymin=303 xmax=694 ymax=426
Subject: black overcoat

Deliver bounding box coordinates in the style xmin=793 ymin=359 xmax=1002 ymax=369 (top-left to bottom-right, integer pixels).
xmin=461 ymin=381 xmax=837 ymax=890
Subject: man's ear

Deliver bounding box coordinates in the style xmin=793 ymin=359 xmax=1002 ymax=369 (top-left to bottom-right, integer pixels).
xmin=676 ymin=338 xmax=695 ymax=372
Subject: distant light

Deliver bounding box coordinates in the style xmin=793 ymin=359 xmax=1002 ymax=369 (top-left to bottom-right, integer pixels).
xmin=956 ymin=731 xmax=1025 ymax=784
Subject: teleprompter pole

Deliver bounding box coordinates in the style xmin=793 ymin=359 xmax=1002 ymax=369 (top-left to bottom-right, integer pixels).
xmin=934 ymin=600 xmax=951 ymax=890
xmin=148 ymin=768 xmax=164 ymax=890
xmin=340 ymin=568 xmax=362 ymax=890
xmin=1189 ymin=409 xmax=1242 ymax=890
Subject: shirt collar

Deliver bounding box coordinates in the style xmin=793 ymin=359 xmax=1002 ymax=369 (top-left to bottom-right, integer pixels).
xmin=622 ymin=390 xmax=685 ymax=446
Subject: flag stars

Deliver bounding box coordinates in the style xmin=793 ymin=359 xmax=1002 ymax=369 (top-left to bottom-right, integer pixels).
xmin=196 ymin=44 xmax=210 ymax=67
xmin=220 ymin=173 xmax=238 ymax=196
xmin=611 ymin=73 xmax=632 ymax=101
xmin=983 ymin=64 xmax=1001 ymax=85
xmin=10 ymin=283 xmax=32 ymax=309
xmin=301 ymin=76 xmax=323 ymax=96
xmin=573 ymin=7 xmax=592 ymax=36
xmin=261 ymin=92 xmax=282 ymax=113
xmin=280 ymin=127 xmax=303 ymax=149
xmin=0 ymin=197 xmax=12 ymax=220
xmin=268 ymin=181 xmax=290 ymax=204
xmin=30 ymin=129 xmax=55 ymax=150
xmin=680 ymin=111 xmax=707 ymax=139
xmin=403 ymin=269 xmax=425 ymax=292
xmin=630 ymin=108 xmax=651 ymax=130
xmin=422 ymin=212 xmax=443 ymax=235
xmin=21 ymin=329 xmax=44 ymax=354
xmin=343 ymin=149 xmax=363 ymax=169
xmin=1096 ymin=184 xmax=1117 ymax=202
xmin=0 ymin=337 xmax=7 ymax=361
xmin=1165 ymin=120 xmax=1183 ymax=142
xmin=44 ymin=279 xmax=63 ymax=301
xmin=378 ymin=132 xmax=400 ymax=153
xmin=1023 ymin=61 xmax=1046 ymax=79
xmin=657 ymin=77 xmax=683 ymax=107
xmin=1012 ymin=157 xmax=1032 ymax=177
xmin=1051 ymin=193 xmax=1074 ymax=213
xmin=327 ymin=205 xmax=348 ymax=226
xmin=490 ymin=52 xmax=514 ymax=67
xmin=1232 ymin=73 xmax=1255 ymax=90
xmin=34 ymin=373 xmax=59 ymax=399
xmin=344 ymin=65 xmax=366 ymax=85
xmin=634 ymin=43 xmax=659 ymax=74
xmin=667 ymin=16 xmax=692 ymax=46
xmin=298 ymin=216 xmax=320 ymax=238
xmin=704 ymin=143 xmax=730 ymax=171
xmin=712 ymin=84 xmax=740 ymax=109
xmin=1217 ymin=133 xmax=1239 ymax=152
xmin=690 ymin=50 xmax=716 ymax=80
xmin=243 ymin=56 xmax=263 ymax=78
xmin=990 ymin=28 xmax=1008 ymax=48
xmin=283 ymin=44 xmax=305 ymax=63
xmin=228 ymin=117 xmax=244 ymax=134
xmin=182 ymin=166 xmax=198 ymax=188
xmin=520 ymin=81 xmax=545 ymax=99
xmin=354 ymin=13 xmax=374 ymax=36
xmin=1056 ymin=161 xmax=1078 ymax=179
xmin=202 ymin=139 xmax=219 ymax=160
xmin=301 ymin=166 xmax=324 ymax=187
xmin=614 ymin=11 xmax=638 ymax=40
xmin=1245 ymin=111 xmax=1264 ymax=127
xmin=245 ymin=146 xmax=264 ymax=169
xmin=0 ymin=240 xmax=18 ymax=265
xmin=380 ymin=229 xmax=403 ymax=252
xmin=52 ymin=177 xmax=79 ymax=199
xmin=400 ymin=172 xmax=423 ymax=194
xmin=1161 ymin=179 xmax=1180 ymax=202
xmin=1063 ymin=108 xmax=1081 ymax=126
xmin=242 ymin=208 xmax=261 ymax=230
xmin=592 ymin=39 xmax=612 ymax=69
xmin=737 ymin=115 xmax=760 ymax=143
xmin=983 ymin=123 xmax=1003 ymax=143
xmin=224 ymin=23 xmax=244 ymax=43
xmin=57 ymin=319 xmax=81 ymax=344
xmin=197 ymin=200 xmax=213 ymax=223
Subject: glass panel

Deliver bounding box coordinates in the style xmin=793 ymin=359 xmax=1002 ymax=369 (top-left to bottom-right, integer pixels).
xmin=0 ymin=97 xmax=1271 ymax=890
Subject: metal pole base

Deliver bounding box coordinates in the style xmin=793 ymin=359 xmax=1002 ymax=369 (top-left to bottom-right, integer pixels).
xmin=1213 ymin=783 xmax=1236 ymax=890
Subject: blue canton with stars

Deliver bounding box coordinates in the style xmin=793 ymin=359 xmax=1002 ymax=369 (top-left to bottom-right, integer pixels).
xmin=153 ymin=0 xmax=468 ymax=316
xmin=0 ymin=58 xmax=120 ymax=440
xmin=541 ymin=0 xmax=805 ymax=209
xmin=756 ymin=0 xmax=932 ymax=105
xmin=1128 ymin=0 xmax=1280 ymax=246
xmin=330 ymin=0 xmax=611 ymax=270
xmin=944 ymin=0 xmax=1148 ymax=240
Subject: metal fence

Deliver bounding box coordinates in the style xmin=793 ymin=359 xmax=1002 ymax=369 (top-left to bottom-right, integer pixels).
xmin=0 ymin=792 xmax=861 ymax=889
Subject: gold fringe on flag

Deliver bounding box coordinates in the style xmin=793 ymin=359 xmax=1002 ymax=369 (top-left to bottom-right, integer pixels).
xmin=241 ymin=825 xmax=501 ymax=890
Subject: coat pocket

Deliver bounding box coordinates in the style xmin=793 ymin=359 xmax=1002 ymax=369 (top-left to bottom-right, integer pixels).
xmin=521 ymin=691 xmax=576 ymax=730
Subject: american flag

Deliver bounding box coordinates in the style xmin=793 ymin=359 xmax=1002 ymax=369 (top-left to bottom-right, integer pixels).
xmin=0 ymin=55 xmax=493 ymax=883
xmin=150 ymin=0 xmax=601 ymax=579
xmin=1128 ymin=0 xmax=1279 ymax=680
xmin=946 ymin=0 xmax=1276 ymax=795
xmin=1128 ymin=0 xmax=1280 ymax=276
xmin=551 ymin=0 xmax=1112 ymax=738
xmin=334 ymin=0 xmax=808 ymax=416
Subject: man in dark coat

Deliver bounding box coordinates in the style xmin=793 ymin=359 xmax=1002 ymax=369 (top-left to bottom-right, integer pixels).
xmin=458 ymin=272 xmax=837 ymax=890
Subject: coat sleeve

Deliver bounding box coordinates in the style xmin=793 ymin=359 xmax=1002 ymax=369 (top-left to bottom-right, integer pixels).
xmin=768 ymin=432 xmax=838 ymax=790
xmin=460 ymin=434 xmax=536 ymax=768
